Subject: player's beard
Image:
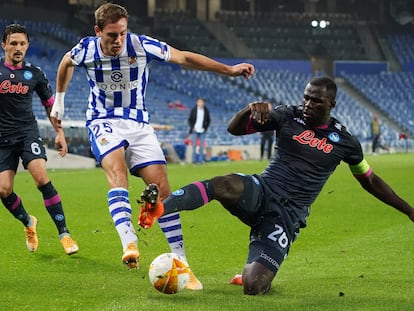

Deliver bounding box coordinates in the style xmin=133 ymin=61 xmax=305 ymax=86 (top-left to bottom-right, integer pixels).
xmin=11 ymin=52 xmax=25 ymax=65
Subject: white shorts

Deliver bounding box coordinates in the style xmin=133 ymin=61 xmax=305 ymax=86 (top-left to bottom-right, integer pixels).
xmin=87 ymin=118 xmax=166 ymax=173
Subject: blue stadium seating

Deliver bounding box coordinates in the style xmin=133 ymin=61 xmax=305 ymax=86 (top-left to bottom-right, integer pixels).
xmin=342 ymin=71 xmax=414 ymax=136
xmin=5 ymin=18 xmax=411 ymax=154
xmin=388 ymin=33 xmax=414 ymax=65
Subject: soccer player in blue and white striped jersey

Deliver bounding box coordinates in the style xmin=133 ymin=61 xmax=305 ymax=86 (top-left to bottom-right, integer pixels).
xmin=50 ymin=3 xmax=254 ymax=288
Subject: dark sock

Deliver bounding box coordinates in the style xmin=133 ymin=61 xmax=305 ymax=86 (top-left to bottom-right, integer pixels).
xmin=1 ymin=192 xmax=30 ymax=226
xmin=38 ymin=181 xmax=69 ymax=235
xmin=163 ymin=180 xmax=214 ymax=214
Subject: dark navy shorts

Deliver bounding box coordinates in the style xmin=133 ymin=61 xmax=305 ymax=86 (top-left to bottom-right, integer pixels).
xmin=227 ymin=173 xmax=301 ymax=274
xmin=0 ymin=132 xmax=47 ymax=172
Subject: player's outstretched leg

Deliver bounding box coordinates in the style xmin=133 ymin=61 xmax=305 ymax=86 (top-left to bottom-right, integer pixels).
xmin=138 ymin=184 xmax=164 ymax=229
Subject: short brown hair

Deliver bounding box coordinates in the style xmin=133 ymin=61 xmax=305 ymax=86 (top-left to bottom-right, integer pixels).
xmin=95 ymin=2 xmax=128 ymax=30
xmin=2 ymin=23 xmax=29 ymax=43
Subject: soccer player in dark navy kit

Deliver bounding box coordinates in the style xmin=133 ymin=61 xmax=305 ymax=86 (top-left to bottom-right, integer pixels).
xmin=0 ymin=24 xmax=78 ymax=255
xmin=138 ymin=77 xmax=414 ymax=295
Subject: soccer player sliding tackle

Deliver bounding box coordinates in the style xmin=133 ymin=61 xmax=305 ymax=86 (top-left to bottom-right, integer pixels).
xmin=138 ymin=77 xmax=414 ymax=295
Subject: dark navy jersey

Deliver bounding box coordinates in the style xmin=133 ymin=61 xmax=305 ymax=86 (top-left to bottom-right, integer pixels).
xmin=0 ymin=58 xmax=53 ymax=137
xmin=255 ymin=105 xmax=363 ymax=209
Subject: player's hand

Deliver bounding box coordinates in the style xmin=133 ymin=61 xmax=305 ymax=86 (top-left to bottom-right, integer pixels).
xmin=230 ymin=63 xmax=255 ymax=79
xmin=55 ymin=132 xmax=68 ymax=157
xmin=248 ymin=101 xmax=272 ymax=124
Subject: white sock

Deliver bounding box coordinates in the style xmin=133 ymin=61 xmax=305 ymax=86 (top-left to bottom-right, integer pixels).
xmin=108 ymin=188 xmax=137 ymax=251
xmin=158 ymin=212 xmax=188 ymax=264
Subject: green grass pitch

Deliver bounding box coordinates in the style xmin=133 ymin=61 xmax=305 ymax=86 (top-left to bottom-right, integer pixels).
xmin=1 ymin=153 xmax=413 ymax=310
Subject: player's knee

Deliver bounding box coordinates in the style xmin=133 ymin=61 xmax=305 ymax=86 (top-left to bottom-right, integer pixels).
xmin=242 ymin=275 xmax=272 ymax=295
xmin=210 ymin=174 xmax=243 ymax=201
xmin=0 ymin=185 xmax=13 ymax=198
xmin=242 ymin=262 xmax=275 ymax=295
xmin=33 ymin=177 xmax=51 ymax=189
xmin=158 ymin=184 xmax=171 ymax=201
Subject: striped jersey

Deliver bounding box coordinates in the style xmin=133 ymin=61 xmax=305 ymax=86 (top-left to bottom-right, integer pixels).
xmin=69 ymin=33 xmax=170 ymax=124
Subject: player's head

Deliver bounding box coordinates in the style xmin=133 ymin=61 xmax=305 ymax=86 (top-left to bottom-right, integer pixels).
xmin=2 ymin=24 xmax=30 ymax=66
xmin=94 ymin=3 xmax=128 ymax=56
xmin=2 ymin=23 xmax=29 ymax=44
xmin=302 ymin=77 xmax=337 ymax=126
xmin=95 ymin=3 xmax=128 ymax=30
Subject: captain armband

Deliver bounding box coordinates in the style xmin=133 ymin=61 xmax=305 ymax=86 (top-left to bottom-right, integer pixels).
xmin=349 ymin=159 xmax=372 ymax=179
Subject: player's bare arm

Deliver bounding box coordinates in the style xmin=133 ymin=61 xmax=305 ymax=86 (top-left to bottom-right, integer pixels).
xmin=227 ymin=105 xmax=253 ymax=135
xmin=50 ymin=53 xmax=74 ymax=124
xmin=169 ymin=47 xmax=254 ymax=79
xmin=49 ymin=52 xmax=74 ymax=157
xmin=56 ymin=52 xmax=75 ymax=93
xmin=45 ymin=105 xmax=68 ymax=157
xmin=357 ymin=172 xmax=414 ymax=222
xmin=228 ymin=102 xmax=272 ymax=135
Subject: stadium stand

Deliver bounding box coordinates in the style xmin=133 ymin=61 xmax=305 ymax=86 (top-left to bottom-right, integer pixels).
xmin=1 ymin=1 xmax=413 ymax=159
xmin=151 ymin=9 xmax=233 ymax=58
xmin=388 ymin=33 xmax=414 ymax=65
xmin=216 ymin=11 xmax=367 ymax=60
xmin=341 ymin=71 xmax=414 ymax=135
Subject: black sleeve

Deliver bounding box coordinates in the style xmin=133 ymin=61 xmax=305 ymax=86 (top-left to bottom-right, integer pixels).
xmin=204 ymin=107 xmax=211 ymax=130
xmin=34 ymin=67 xmax=53 ymax=102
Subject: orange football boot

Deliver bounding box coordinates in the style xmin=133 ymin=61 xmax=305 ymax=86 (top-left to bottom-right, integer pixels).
xmin=138 ymin=184 xmax=164 ymax=229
